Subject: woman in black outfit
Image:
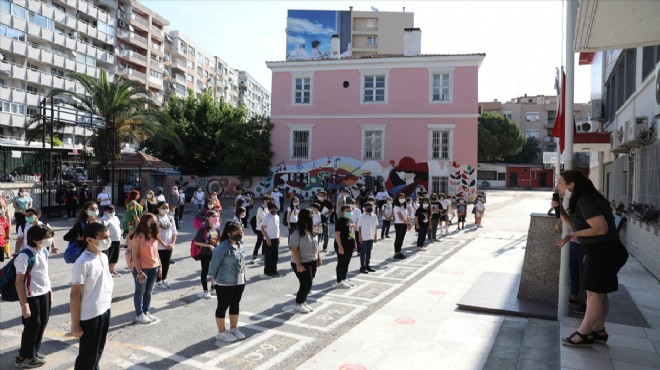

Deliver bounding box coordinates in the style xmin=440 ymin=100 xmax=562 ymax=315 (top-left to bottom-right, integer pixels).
xmin=555 ymin=170 xmax=628 ymax=347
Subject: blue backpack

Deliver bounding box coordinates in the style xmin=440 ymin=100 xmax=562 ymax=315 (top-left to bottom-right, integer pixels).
xmin=0 ymin=249 xmax=46 ymax=302
xmin=64 ymin=221 xmax=86 ymax=264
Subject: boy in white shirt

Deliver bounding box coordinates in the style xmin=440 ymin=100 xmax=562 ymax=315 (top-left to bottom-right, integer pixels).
xmin=349 ymin=199 xmax=362 ymax=253
xmin=15 ymin=208 xmax=57 ymax=254
xmin=102 ymin=205 xmax=122 ymax=277
xmin=260 ymin=202 xmax=280 ymax=277
xmin=357 ymin=202 xmax=379 ymax=273
xmin=70 ymin=222 xmax=114 ymax=370
xmin=380 ymin=197 xmax=394 ymax=239
xmin=250 ymin=196 xmax=271 ymax=264
xmin=96 ymin=187 xmax=112 ymax=207
xmin=14 ymin=224 xmax=54 ymax=368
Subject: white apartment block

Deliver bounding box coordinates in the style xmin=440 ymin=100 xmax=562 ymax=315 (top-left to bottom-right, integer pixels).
xmin=238 ymin=70 xmax=270 ymax=117
xmin=0 ymin=0 xmax=117 ymax=146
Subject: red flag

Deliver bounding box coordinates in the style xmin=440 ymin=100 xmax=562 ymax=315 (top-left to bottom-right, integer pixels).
xmin=551 ymin=71 xmax=576 ymax=154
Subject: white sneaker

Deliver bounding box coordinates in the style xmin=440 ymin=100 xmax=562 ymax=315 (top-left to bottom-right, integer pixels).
xmin=294 ymin=304 xmax=310 ymax=314
xmin=336 ymin=281 xmax=352 ymax=289
xmin=230 ymin=328 xmax=246 ymax=340
xmin=198 ymin=291 xmax=212 ymax=299
xmin=344 ymin=279 xmax=356 ymax=287
xmin=209 ymin=289 xmax=216 ymax=296
xmin=136 ymin=314 xmax=151 ymax=324
xmin=303 ymin=302 xmax=314 ymax=312
xmin=216 ymin=331 xmax=238 ymax=343
xmin=163 ymin=281 xmax=171 ymax=289
xmin=156 ymin=282 xmax=165 ymax=290
xmin=144 ymin=312 xmax=157 ymax=322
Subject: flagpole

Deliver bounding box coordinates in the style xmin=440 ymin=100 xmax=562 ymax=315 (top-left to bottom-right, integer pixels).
xmin=558 ymin=0 xmax=577 ymax=321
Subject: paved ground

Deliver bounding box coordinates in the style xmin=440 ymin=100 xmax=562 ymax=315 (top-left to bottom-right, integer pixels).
xmin=1 ymin=190 xmax=659 ymax=370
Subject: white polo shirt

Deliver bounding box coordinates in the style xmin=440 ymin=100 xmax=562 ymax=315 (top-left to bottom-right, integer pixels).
xmin=15 ymin=246 xmax=51 ymax=297
xmin=17 ymin=221 xmax=53 ymax=251
xmin=358 ymin=213 xmax=379 ymax=241
xmin=97 ymin=192 xmax=111 ymax=206
xmin=393 ymin=205 xmax=408 ymax=224
xmin=102 ymin=215 xmax=122 ymax=242
xmin=70 ymin=251 xmax=114 ymax=320
xmin=260 ymin=213 xmax=280 ymax=239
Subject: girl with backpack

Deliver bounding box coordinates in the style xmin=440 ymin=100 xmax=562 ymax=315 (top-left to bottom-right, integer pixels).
xmin=193 ymin=211 xmax=220 ymax=299
xmin=63 ymin=202 xmax=103 ymax=247
xmin=194 ymin=201 xmax=216 ymax=231
xmin=127 ymin=214 xmax=162 ymax=324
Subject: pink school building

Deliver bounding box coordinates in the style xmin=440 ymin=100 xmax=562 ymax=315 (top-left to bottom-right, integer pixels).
xmin=266 ymin=53 xmax=485 ymax=200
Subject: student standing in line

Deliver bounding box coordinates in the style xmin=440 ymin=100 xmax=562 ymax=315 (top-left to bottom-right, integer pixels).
xmin=0 ymin=203 xmax=10 ymax=261
xmin=13 ymin=188 xmax=33 ymax=233
xmin=96 ymin=187 xmax=112 ymax=208
xmin=349 ymin=199 xmax=362 ymax=256
xmin=63 ymin=202 xmax=104 ymax=253
xmin=178 ymin=188 xmax=186 ymax=223
xmin=429 ymin=194 xmax=442 ymax=241
xmin=192 ymin=187 xmax=206 ymax=213
xmin=15 ymin=208 xmax=57 ymax=255
xmin=260 ymin=202 xmax=281 ymax=277
xmin=315 ymin=191 xmax=334 ymax=253
xmin=439 ymin=193 xmax=450 ymax=236
xmin=393 ymin=194 xmax=410 ymax=260
xmin=415 ymin=197 xmax=431 ymax=251
xmin=334 ymin=205 xmax=356 ymax=288
xmin=102 ymin=205 xmax=122 ymax=277
xmin=129 ymin=214 xmax=162 ymax=324
xmin=290 ymin=209 xmax=322 ymax=314
xmin=14 ymin=224 xmax=54 ymax=368
xmin=209 ymin=222 xmax=247 ymax=343
xmin=456 ymin=198 xmax=468 ymax=230
xmin=271 ymin=187 xmax=284 ymax=214
xmin=475 ymin=197 xmax=486 ymax=228
xmin=249 ymin=196 xmax=270 ymax=264
xmin=155 ymin=202 xmax=177 ymax=290
xmin=375 ymin=187 xmax=389 ymax=217
xmin=380 ymin=197 xmax=393 ymax=239
xmin=141 ymin=190 xmax=158 ymax=215
xmin=169 ymin=186 xmax=182 ymax=229
xmin=193 ymin=211 xmax=220 ymax=299
xmin=70 ymin=222 xmax=113 ymax=370
xmin=284 ymin=197 xmax=300 ymax=244
xmin=310 ymin=203 xmax=323 ymax=243
xmin=123 ymin=191 xmax=143 ymax=237
xmin=357 ymin=202 xmax=378 ymax=273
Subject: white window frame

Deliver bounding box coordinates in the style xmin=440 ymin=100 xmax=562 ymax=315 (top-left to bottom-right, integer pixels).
xmin=360 ymin=124 xmax=386 ymax=161
xmin=291 ymin=72 xmax=313 ymax=105
xmin=366 ymin=36 xmax=378 ymax=46
xmin=431 ymin=176 xmax=449 ymax=195
xmin=288 ymin=124 xmax=314 ymax=160
xmin=428 ymin=68 xmax=454 ymax=104
xmin=366 ymin=18 xmax=378 ymax=29
xmin=360 ymin=69 xmax=389 ymax=104
xmin=525 ymin=129 xmax=540 ymax=139
xmin=525 ymin=112 xmax=540 ymax=122
xmin=427 ymin=124 xmax=456 ymax=161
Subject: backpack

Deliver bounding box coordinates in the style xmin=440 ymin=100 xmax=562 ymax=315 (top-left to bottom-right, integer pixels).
xmin=190 ymin=228 xmax=208 ymax=261
xmin=125 ymin=233 xmax=144 ymax=271
xmin=63 ymin=221 xmax=86 ymax=264
xmin=0 ymin=249 xmax=42 ymax=302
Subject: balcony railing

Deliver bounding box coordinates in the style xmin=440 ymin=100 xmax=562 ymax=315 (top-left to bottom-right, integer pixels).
xmin=129 ymin=13 xmax=149 ymax=29
xmin=119 ymin=32 xmax=148 ymax=46
xmin=119 ymin=50 xmax=146 ymax=63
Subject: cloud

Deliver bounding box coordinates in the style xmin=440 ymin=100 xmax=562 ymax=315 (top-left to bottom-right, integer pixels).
xmin=287 ymin=17 xmax=335 ymax=35
xmin=287 ymin=35 xmax=306 ymax=45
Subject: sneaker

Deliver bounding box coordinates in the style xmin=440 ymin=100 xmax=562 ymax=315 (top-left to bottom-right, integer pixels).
xmin=111 ymin=271 xmax=121 ymax=277
xmin=360 ymin=267 xmax=369 ymax=274
xmin=393 ymin=253 xmax=407 ymax=260
xmin=230 ymin=328 xmax=246 ymax=340
xmin=248 ymin=257 xmax=256 ymax=264
xmin=163 ymin=281 xmax=172 ymax=289
xmin=344 ymin=279 xmax=356 ymax=287
xmin=198 ymin=291 xmax=212 ymax=299
xmin=209 ymin=289 xmax=216 ymax=296
xmin=336 ymin=281 xmax=351 ymax=289
xmin=34 ymin=353 xmax=45 ymax=360
xmin=156 ymin=282 xmax=165 ymax=290
xmin=170 ymin=260 xmax=176 ymax=265
xmin=14 ymin=356 xmax=45 ymax=368
xmin=215 ymin=331 xmax=238 ymax=343
xmin=144 ymin=312 xmax=158 ymax=322
xmin=294 ymin=304 xmax=310 ymax=314
xmin=303 ymin=302 xmax=314 ymax=312
xmin=136 ymin=314 xmax=151 ymax=325
xmin=366 ymin=266 xmax=376 ymax=272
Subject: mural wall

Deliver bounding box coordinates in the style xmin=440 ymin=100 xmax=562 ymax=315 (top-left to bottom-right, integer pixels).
xmin=166 ymin=156 xmax=478 ymax=201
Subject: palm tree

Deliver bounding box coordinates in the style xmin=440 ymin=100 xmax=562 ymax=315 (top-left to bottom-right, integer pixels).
xmin=25 ymin=70 xmax=182 ymax=163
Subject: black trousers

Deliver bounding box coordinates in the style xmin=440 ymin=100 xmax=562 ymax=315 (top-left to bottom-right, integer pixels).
xmin=178 ymin=204 xmax=184 ymax=221
xmin=157 ymin=249 xmax=172 ymax=281
xmin=334 ymin=241 xmax=355 ymax=283
xmin=75 ymin=309 xmax=110 ymax=370
xmin=199 ymin=254 xmax=212 ymax=291
xmin=103 ymin=241 xmax=120 ymax=264
xmin=15 ymin=212 xmax=26 ymax=234
xmin=253 ymin=231 xmax=264 ymax=257
xmin=66 ymin=203 xmax=78 ymax=219
xmin=417 ymin=222 xmax=429 ymax=247
xmin=20 ymin=293 xmax=50 ymax=359
xmin=394 ymin=224 xmax=407 ymax=253
xmin=292 ymin=260 xmax=317 ymax=303
xmin=381 ymin=219 xmax=391 ymax=238
xmin=264 ymin=238 xmax=280 ymax=274
xmin=215 ymin=284 xmax=246 ymax=318
xmin=321 ymin=223 xmax=329 ymax=250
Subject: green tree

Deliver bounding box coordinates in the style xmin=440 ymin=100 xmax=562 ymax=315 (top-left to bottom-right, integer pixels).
xmin=504 ymin=136 xmax=542 ymax=163
xmin=25 ymin=70 xmax=182 ymax=164
xmin=219 ymin=115 xmax=273 ymax=177
xmin=478 ymin=112 xmax=525 ymax=161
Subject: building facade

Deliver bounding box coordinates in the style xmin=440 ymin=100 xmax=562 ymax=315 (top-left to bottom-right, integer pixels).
xmin=349 ymin=9 xmax=414 ymax=57
xmin=266 ymin=51 xmax=484 ymax=199
xmin=238 ymin=70 xmax=270 ymax=117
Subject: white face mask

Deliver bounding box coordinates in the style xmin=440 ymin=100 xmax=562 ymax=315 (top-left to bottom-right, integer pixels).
xmin=169 ymin=211 xmax=175 ymax=216
xmin=86 ymin=210 xmax=99 ymax=217
xmin=147 ymin=194 xmax=153 ymax=199
xmin=98 ymin=238 xmax=112 ymax=251
xmin=422 ymin=204 xmax=429 ymax=209
xmin=19 ymin=192 xmax=26 ymax=196
xmin=159 ymin=209 xmax=169 ymax=216
xmin=105 ymin=212 xmax=114 ymax=218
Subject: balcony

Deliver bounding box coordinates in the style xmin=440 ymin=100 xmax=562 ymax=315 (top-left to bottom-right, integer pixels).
xmin=118 ymin=49 xmax=147 ymax=64
xmin=150 ymin=26 xmax=164 ymax=40
xmin=119 ymin=68 xmax=146 ymax=83
xmin=171 ymin=59 xmax=186 ymax=72
xmin=545 ymin=118 xmax=556 ymax=128
xmin=119 ymin=31 xmax=148 ymax=49
xmin=172 ymin=47 xmax=186 ymax=58
xmin=128 ymin=13 xmax=149 ymax=31
xmin=174 ymin=74 xmax=185 ymax=83
xmin=150 ymin=43 xmax=163 ymax=56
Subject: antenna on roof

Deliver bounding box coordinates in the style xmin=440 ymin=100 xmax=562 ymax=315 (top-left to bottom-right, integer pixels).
xmin=371 ymin=6 xmax=379 ymax=12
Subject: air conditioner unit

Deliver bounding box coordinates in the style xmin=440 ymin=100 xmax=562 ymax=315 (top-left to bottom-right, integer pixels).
xmin=576 ymin=120 xmax=595 ymax=133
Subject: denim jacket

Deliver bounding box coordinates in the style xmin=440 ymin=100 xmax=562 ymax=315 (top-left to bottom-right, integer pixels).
xmin=208 ymin=239 xmax=246 ymax=285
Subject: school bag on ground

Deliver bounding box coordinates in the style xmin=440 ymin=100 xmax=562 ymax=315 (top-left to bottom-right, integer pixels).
xmin=63 ymin=221 xmax=86 ymax=264
xmin=0 ymin=249 xmax=42 ymax=301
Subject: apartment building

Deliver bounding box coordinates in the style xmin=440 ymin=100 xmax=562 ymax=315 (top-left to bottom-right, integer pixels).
xmin=286 ymin=8 xmax=413 ymax=61
xmin=0 ymin=0 xmax=118 ymax=146
xmin=238 ymin=70 xmax=270 ymax=117
xmin=115 ymin=0 xmax=167 ymax=107
xmin=480 ymin=95 xmax=591 ymax=155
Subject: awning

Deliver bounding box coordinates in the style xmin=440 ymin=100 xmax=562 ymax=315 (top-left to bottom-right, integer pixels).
xmin=573 ymin=132 xmax=612 ymax=152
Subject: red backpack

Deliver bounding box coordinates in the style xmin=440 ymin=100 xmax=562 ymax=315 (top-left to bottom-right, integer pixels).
xmin=190 ymin=228 xmax=208 ymax=261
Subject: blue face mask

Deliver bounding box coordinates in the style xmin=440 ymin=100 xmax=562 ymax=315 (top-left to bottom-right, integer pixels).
xmin=344 ymin=211 xmax=352 ymax=219
xmin=25 ymin=216 xmax=36 ymax=223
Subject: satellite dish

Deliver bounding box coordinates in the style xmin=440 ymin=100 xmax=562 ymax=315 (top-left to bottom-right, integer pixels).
xmin=371 ymin=6 xmax=379 ymax=12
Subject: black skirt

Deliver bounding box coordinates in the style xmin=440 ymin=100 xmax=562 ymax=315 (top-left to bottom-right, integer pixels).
xmin=582 ymin=240 xmax=628 ymax=293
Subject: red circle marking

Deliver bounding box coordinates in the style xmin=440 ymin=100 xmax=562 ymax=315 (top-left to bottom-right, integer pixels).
xmin=428 ymin=289 xmax=445 ymax=295
xmin=339 ymin=364 xmax=367 ymax=370
xmin=395 ymin=318 xmax=416 ymax=325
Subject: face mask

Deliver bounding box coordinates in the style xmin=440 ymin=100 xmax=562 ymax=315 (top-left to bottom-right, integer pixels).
xmin=231 ymin=234 xmax=243 ymax=242
xmin=239 ymin=214 xmax=246 ymax=219
xmin=198 ymin=189 xmax=203 ymax=192
xmin=398 ymin=198 xmax=405 ymax=203
xmin=169 ymin=210 xmax=175 ymax=216
xmin=105 ymin=212 xmax=114 ymax=218
xmin=422 ymin=204 xmax=429 ymax=209
xmin=344 ymin=211 xmax=352 ymax=219
xmin=149 ymin=223 xmax=158 ymax=232
xmin=98 ymin=238 xmax=112 ymax=251
xmin=387 ymin=201 xmax=392 ymax=204
xmin=208 ymin=217 xmax=219 ymax=225
xmin=159 ymin=209 xmax=169 ymax=216
xmin=207 ymin=203 xmax=214 ymax=209
xmin=25 ymin=216 xmax=36 ymax=223
xmin=86 ymin=210 xmax=99 ymax=218
xmin=318 ymin=197 xmax=325 ymax=201
xmin=147 ymin=194 xmax=154 ymax=199
xmin=19 ymin=192 xmax=26 ymax=196
xmin=71 ymin=187 xmax=76 ymax=191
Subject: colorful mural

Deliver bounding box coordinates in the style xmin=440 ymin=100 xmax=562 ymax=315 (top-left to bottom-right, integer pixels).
xmin=167 ymin=156 xmax=478 ymax=202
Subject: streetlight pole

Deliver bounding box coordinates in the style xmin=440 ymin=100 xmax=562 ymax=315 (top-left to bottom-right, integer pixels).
xmin=111 ymin=118 xmax=116 ymax=206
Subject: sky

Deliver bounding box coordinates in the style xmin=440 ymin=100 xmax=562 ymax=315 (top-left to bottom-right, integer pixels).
xmin=141 ymin=0 xmax=592 ymax=103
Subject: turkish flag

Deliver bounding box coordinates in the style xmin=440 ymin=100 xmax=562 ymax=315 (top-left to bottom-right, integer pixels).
xmin=551 ymin=71 xmax=576 ymax=154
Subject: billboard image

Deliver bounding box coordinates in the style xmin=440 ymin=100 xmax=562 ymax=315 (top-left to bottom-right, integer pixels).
xmin=286 ymin=10 xmax=351 ymax=61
